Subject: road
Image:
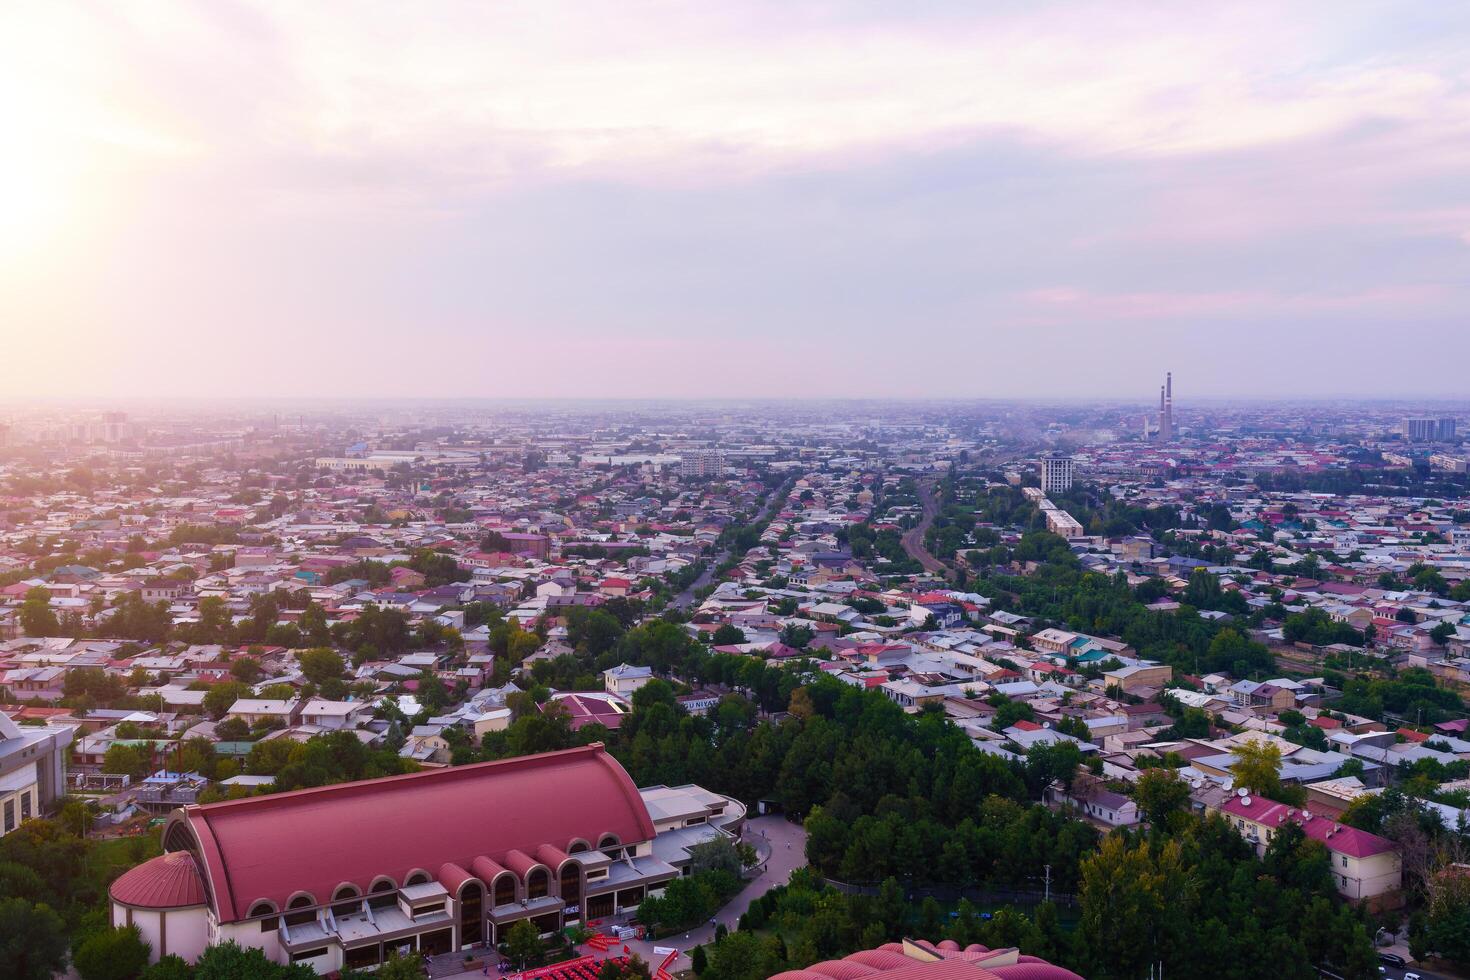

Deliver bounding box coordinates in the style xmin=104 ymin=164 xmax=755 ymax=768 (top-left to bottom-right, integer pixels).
xmin=899 ymin=479 xmax=953 ymax=580
xmin=434 ymin=815 xmax=807 ymax=980
xmin=671 ymin=480 xmax=794 ymax=611
xmin=623 ymin=815 xmax=807 ymax=970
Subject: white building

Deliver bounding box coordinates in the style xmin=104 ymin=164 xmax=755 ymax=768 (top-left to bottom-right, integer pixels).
xmin=1040 ymin=453 xmax=1075 ymax=494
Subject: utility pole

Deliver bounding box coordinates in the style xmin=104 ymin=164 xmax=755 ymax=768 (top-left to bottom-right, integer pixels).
xmin=1043 ymin=864 xmax=1051 ymax=902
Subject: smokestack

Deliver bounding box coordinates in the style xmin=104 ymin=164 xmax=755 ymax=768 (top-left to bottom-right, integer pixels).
xmin=1163 ymin=372 xmax=1174 ymax=441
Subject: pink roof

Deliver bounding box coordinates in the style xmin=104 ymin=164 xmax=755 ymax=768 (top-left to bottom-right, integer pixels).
xmin=109 ymin=851 xmax=207 ymax=909
xmin=169 ymin=744 xmax=655 ymax=922
xmin=1219 ymin=796 xmax=1394 ymax=858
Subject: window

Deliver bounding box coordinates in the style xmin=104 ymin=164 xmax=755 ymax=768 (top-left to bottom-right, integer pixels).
xmin=290 ymin=948 xmax=328 ymax=963
xmin=3 ymin=799 xmax=13 ymax=834
xmin=405 ymin=870 xmax=430 ymax=886
xmin=370 ymin=880 xmax=397 ymax=910
xmin=1341 ymin=856 xmax=1348 ymax=868
xmin=332 ymin=885 xmax=361 ymax=917
xmin=286 ymin=895 xmax=317 ymax=927
xmin=249 ymin=901 xmax=278 ymax=932
xmin=20 ymin=792 xmax=31 ymax=822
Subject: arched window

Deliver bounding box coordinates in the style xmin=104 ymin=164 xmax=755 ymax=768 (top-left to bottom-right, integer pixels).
xmin=286 ymin=894 xmax=316 ymax=927
xmin=598 ymin=834 xmax=622 ymax=859
xmin=460 ymin=881 xmax=484 ymax=947
xmin=526 ymin=867 xmax=549 ymax=900
xmin=559 ymin=862 xmax=581 ymax=906
xmin=332 ymin=884 xmax=361 ymax=917
xmin=405 ymin=870 xmax=430 ymax=887
xmin=568 ymin=839 xmax=589 ymax=854
xmin=369 ymin=878 xmax=397 ymax=910
xmin=493 ymin=873 xmax=516 ymax=907
xmin=248 ymin=900 xmax=278 ymax=934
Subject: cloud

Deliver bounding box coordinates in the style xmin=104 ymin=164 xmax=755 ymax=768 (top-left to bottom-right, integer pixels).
xmin=1 ymin=1 xmax=1469 ymax=399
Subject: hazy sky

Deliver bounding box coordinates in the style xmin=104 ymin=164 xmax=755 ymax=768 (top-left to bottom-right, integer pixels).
xmin=2 ymin=1 xmax=1468 ymax=401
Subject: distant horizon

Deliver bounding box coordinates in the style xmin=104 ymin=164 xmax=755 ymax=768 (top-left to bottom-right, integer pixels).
xmin=2 ymin=392 xmax=1469 ymax=411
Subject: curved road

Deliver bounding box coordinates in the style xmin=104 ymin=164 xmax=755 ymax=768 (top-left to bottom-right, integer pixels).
xmin=900 ymin=479 xmax=953 ymax=579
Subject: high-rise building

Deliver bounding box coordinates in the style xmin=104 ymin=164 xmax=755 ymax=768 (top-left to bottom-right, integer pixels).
xmin=1040 ymin=453 xmax=1074 ymax=494
xmin=1403 ymin=417 xmax=1439 ymax=442
xmin=1438 ymin=418 xmax=1458 ymax=441
xmin=678 ymin=449 xmax=724 ymax=479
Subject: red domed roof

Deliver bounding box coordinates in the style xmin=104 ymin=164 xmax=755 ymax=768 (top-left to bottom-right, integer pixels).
xmin=110 ymin=851 xmax=206 ymax=909
xmin=170 ymin=743 xmax=655 ymax=922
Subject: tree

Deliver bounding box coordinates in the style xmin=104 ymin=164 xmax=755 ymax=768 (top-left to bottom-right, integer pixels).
xmin=73 ymin=924 xmax=152 ymax=980
xmin=194 ymin=939 xmax=316 ymax=979
xmin=103 ymin=742 xmax=152 ymax=781
xmin=0 ymin=897 xmax=68 ymax=980
xmin=19 ymin=587 xmax=60 ymax=638
xmin=229 ymin=656 xmax=263 ymax=684
xmin=375 ymin=951 xmax=427 ymax=979
xmin=506 ymin=918 xmax=542 ymax=968
xmin=298 ymin=648 xmax=345 ymax=686
xmin=1024 ymin=739 xmax=1082 ymax=798
xmin=1431 ymin=621 xmax=1456 ymax=646
xmin=691 ymin=944 xmax=708 ymax=975
xmin=1135 ymin=768 xmax=1191 ymax=827
xmin=204 ymin=681 xmax=251 ymax=720
xmin=710 ymin=624 xmax=746 ymax=646
xmin=1229 ymin=738 xmax=1284 ymax=799
xmin=142 ymin=955 xmax=195 ymax=980
xmin=214 ymin=717 xmax=250 ymax=741
xmin=1427 ymin=864 xmax=1470 ymax=969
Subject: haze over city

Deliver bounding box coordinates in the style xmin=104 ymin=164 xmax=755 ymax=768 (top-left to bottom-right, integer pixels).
xmin=4 ymin=1 xmax=1470 ymax=400
xmin=7 ymin=7 xmax=1470 ymax=980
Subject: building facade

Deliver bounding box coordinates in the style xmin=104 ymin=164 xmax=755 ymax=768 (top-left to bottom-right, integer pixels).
xmin=109 ymin=744 xmax=743 ymax=971
xmin=0 ymin=711 xmax=73 ymax=838
xmin=1040 ymin=454 xmax=1074 ymax=495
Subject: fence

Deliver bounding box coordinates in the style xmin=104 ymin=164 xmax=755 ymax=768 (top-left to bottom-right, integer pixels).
xmin=821 ymin=878 xmax=1077 ymax=909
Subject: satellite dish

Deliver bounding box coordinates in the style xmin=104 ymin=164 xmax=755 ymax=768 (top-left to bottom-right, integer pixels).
xmin=1241 ymin=796 xmax=1252 ymax=806
xmin=1237 ymin=787 xmax=1249 ymax=797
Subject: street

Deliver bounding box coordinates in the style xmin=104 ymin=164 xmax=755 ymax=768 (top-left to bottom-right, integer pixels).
xmin=899 ymin=479 xmax=952 ymax=579
xmin=433 ymin=814 xmax=808 ymax=980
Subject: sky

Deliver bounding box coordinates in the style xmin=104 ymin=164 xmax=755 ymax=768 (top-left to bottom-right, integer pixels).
xmin=1 ymin=1 xmax=1468 ymax=402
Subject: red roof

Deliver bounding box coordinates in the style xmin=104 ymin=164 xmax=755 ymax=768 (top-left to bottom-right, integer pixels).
xmin=109 ymin=851 xmax=207 ymax=909
xmin=169 ymin=744 xmax=655 ymax=922
xmin=1219 ymin=796 xmax=1395 ymax=858
xmin=1397 ymin=728 xmax=1429 ymax=743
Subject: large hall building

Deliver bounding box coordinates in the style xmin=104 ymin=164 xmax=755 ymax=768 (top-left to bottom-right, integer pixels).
xmin=109 ymin=744 xmax=743 ymax=972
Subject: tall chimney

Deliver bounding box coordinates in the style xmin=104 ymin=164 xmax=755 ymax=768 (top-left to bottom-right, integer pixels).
xmin=1164 ymin=372 xmax=1174 ymax=441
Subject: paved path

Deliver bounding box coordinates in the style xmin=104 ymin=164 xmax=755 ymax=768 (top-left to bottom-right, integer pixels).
xmin=899 ymin=480 xmax=952 ymax=579
xmin=434 ymin=815 xmax=807 ymax=980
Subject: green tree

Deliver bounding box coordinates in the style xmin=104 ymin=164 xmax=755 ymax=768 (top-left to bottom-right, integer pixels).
xmin=0 ymin=897 xmax=68 ymax=980
xmin=298 ymin=648 xmax=345 ymax=686
xmin=1135 ymin=768 xmax=1191 ymax=827
xmin=103 ymin=743 xmax=152 ymax=781
xmin=73 ymin=924 xmax=152 ymax=980
xmin=194 ymin=940 xmax=316 ymax=979
xmin=375 ymin=950 xmax=426 ymax=979
xmin=19 ymin=587 xmax=60 ymax=638
xmin=204 ymin=681 xmax=251 ymax=720
xmin=711 ymin=624 xmax=746 ymax=646
xmin=1229 ymin=739 xmax=1284 ymax=799
xmin=142 ymin=954 xmax=195 ymax=980
xmin=506 ymin=918 xmax=542 ymax=968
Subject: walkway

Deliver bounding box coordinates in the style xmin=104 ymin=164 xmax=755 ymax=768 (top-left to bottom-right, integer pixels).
xmin=433 ymin=815 xmax=807 ymax=980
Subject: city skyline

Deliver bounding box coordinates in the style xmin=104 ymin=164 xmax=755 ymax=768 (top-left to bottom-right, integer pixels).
xmin=3 ymin=1 xmax=1469 ymax=400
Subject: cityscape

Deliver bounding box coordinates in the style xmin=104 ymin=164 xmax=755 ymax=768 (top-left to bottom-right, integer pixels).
xmin=4 ymin=4 xmax=1470 ymax=980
